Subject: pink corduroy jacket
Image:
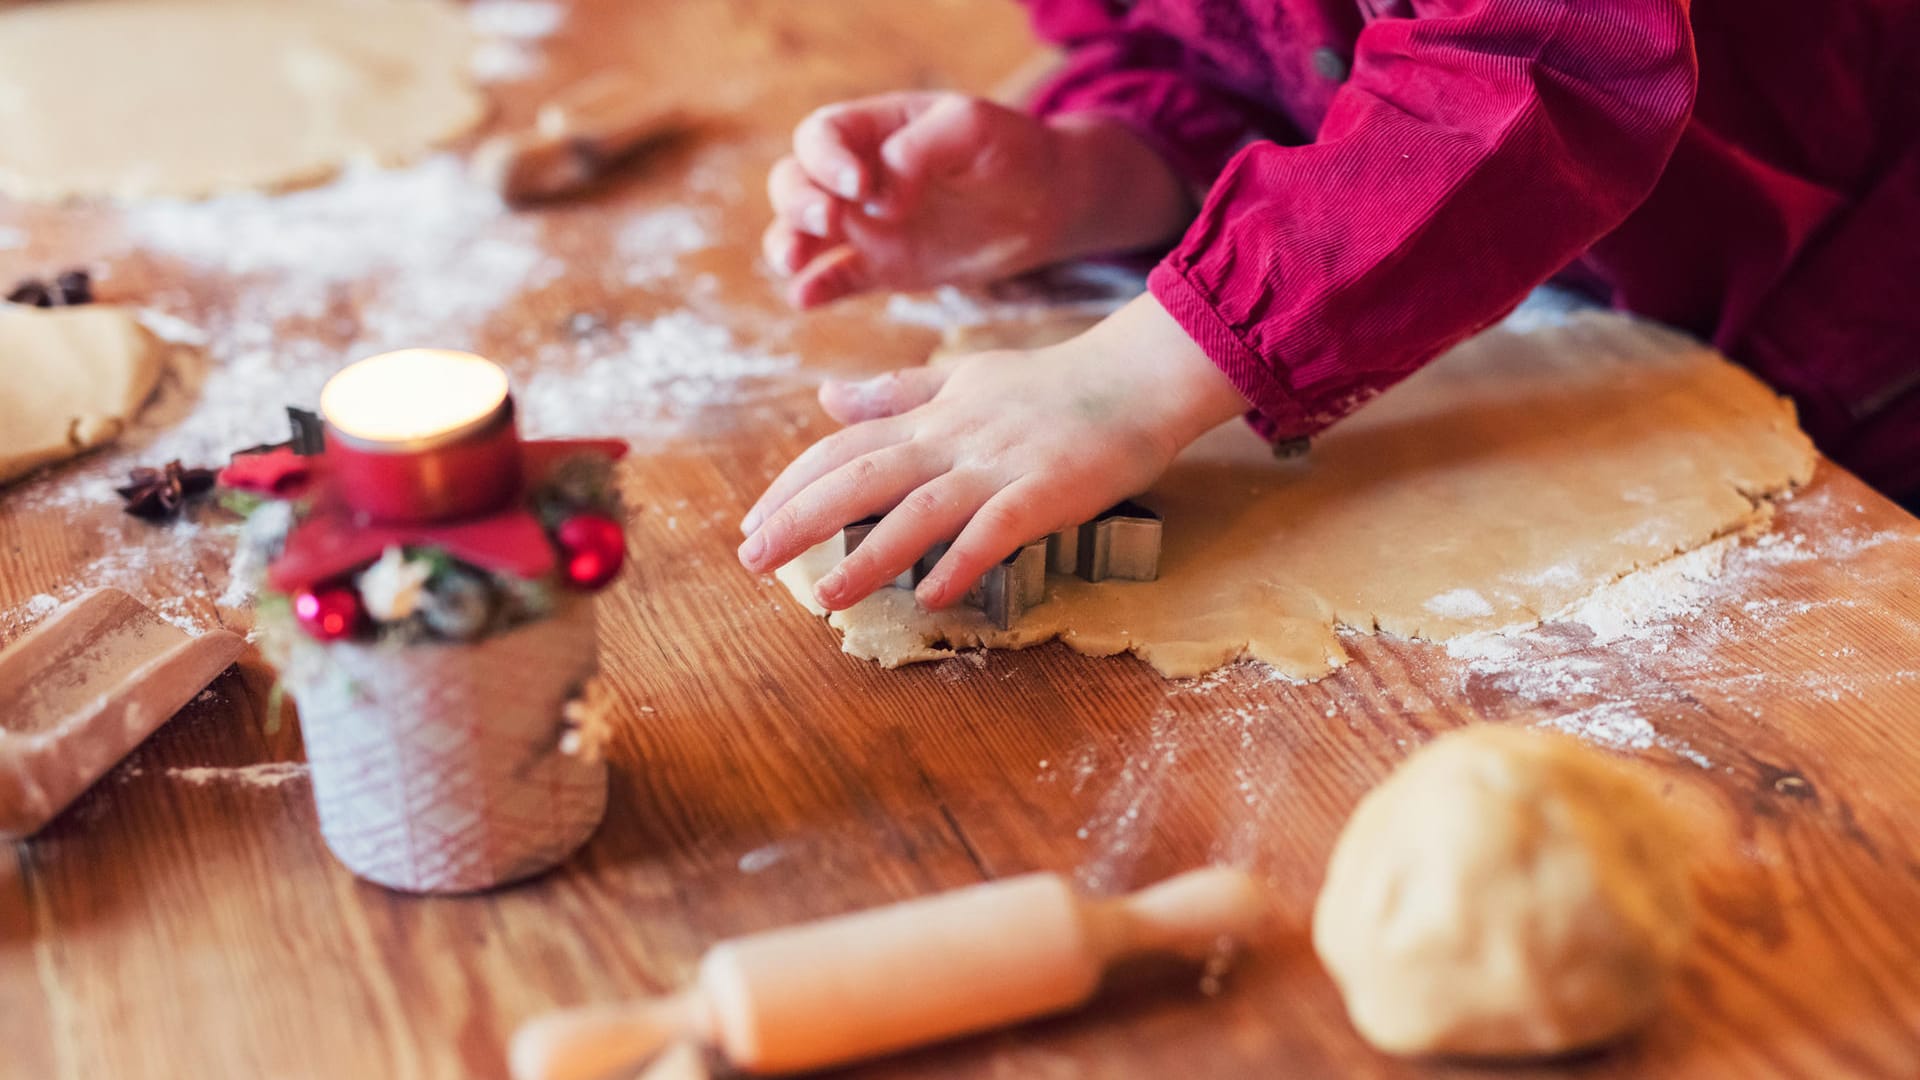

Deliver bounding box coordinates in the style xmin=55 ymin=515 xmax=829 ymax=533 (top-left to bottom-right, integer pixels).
xmin=1023 ymin=0 xmax=1920 ymax=500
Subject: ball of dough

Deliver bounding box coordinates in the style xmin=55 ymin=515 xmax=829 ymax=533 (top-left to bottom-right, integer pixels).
xmin=1312 ymin=725 xmax=1692 ymax=1058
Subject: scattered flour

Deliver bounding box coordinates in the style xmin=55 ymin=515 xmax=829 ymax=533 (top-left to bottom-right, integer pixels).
xmin=471 ymin=39 xmax=543 ymax=84
xmin=110 ymin=156 xmax=551 ymax=464
xmin=1073 ymin=707 xmax=1186 ymax=893
xmin=1517 ymin=562 xmax=1586 ymax=589
xmin=167 ymin=762 xmax=309 ymax=788
xmin=1424 ymin=588 xmax=1495 ymax=620
xmin=1446 ymin=493 xmax=1919 ymax=770
xmin=519 ymin=311 xmax=796 ymax=438
xmin=467 ymin=0 xmax=566 ymax=83
xmin=1539 ymin=702 xmax=1714 ymax=769
xmin=122 ymin=156 xmax=530 ymax=288
xmin=1556 ymin=535 xmax=1736 ymax=645
xmin=468 ymin=0 xmax=564 ymax=38
xmin=116 ymin=156 xmax=780 ymax=453
xmin=616 ymin=205 xmax=719 ymax=284
xmin=1737 ymin=522 xmax=1905 ymax=568
xmin=0 ymin=508 xmax=229 ymax=635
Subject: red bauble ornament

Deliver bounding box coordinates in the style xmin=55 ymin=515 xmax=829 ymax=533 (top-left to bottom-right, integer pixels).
xmin=555 ymin=513 xmax=625 ymax=589
xmin=294 ymin=584 xmax=365 ymax=641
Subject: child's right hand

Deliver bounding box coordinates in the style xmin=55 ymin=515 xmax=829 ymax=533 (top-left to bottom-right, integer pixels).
xmin=738 ymin=294 xmax=1249 ymax=611
xmin=763 ymin=92 xmax=1190 ymax=308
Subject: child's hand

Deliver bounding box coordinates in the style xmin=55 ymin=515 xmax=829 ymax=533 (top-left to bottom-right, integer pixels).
xmin=737 ymin=296 xmax=1249 ymax=610
xmin=763 ymin=92 xmax=1190 ymax=308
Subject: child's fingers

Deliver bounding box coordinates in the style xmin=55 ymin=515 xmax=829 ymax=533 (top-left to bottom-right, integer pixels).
xmin=761 ymin=221 xmax=799 ymax=274
xmin=741 ymin=444 xmax=943 ymax=575
xmin=916 ymin=475 xmax=1067 ymax=609
xmin=814 ymin=470 xmax=995 ymax=610
xmin=876 ymin=94 xmax=1001 ymax=216
xmin=761 ymin=222 xmax=836 ymax=278
xmin=740 ymin=415 xmax=907 ymax=537
xmin=818 ymin=366 xmax=949 ymax=424
xmin=767 ymin=156 xmax=842 ymax=239
xmin=787 ymin=244 xmax=873 ymax=309
xmin=792 ymin=92 xmax=937 ymax=202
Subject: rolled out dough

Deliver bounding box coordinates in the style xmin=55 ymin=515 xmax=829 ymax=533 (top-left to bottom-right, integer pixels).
xmin=0 ymin=0 xmax=484 ymax=200
xmin=0 ymin=304 xmax=165 ymax=485
xmin=776 ymin=311 xmax=1816 ymax=679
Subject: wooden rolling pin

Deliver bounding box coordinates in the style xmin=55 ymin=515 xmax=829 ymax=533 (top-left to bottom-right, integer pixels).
xmin=511 ymin=866 xmax=1265 ymax=1079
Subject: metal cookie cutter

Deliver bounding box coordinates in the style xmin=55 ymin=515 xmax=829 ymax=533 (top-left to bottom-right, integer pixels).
xmin=1046 ymin=526 xmax=1079 ymax=575
xmin=965 ymin=538 xmax=1049 ymax=630
xmin=842 ymin=517 xmax=944 ymax=589
xmin=1074 ymin=500 xmax=1163 ymax=582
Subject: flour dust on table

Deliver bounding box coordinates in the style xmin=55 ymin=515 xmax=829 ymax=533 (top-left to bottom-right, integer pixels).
xmin=777 ymin=311 xmax=1817 ymax=679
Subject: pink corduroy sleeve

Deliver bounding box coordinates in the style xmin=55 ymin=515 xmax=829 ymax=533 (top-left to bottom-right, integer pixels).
xmin=1021 ymin=3 xmax=1291 ymax=200
xmin=1149 ymin=0 xmax=1699 ymax=441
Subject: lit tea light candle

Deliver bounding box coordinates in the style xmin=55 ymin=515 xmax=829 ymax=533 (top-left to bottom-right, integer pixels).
xmin=321 ymin=348 xmax=509 ymax=448
xmin=320 ymin=349 xmax=524 ymax=523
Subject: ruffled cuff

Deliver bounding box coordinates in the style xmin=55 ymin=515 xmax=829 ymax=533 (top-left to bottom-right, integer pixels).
xmin=1149 ymin=259 xmax=1323 ymax=444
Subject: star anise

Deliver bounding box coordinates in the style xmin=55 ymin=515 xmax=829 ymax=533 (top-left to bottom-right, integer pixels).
xmin=116 ymin=460 xmax=217 ymax=521
xmin=6 ymin=268 xmax=92 ymax=308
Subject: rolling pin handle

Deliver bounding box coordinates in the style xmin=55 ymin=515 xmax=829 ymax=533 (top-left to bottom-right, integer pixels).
xmin=508 ymin=989 xmax=714 ymax=1080
xmin=1097 ymin=866 xmax=1268 ymax=962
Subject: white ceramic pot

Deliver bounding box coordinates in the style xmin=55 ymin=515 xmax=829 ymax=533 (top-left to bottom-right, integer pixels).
xmin=275 ymin=595 xmax=607 ymax=894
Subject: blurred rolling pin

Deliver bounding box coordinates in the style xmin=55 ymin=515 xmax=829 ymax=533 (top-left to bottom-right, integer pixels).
xmin=475 ymin=72 xmax=688 ymax=205
xmin=1 ymin=588 xmax=244 ymax=839
xmin=511 ymin=866 xmax=1266 ymax=1080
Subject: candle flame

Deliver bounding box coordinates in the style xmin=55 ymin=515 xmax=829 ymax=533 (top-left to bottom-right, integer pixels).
xmin=320 ymin=349 xmax=510 ymax=447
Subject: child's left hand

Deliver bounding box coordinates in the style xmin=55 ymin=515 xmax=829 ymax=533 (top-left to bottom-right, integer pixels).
xmin=737 ymin=295 xmax=1249 ymax=611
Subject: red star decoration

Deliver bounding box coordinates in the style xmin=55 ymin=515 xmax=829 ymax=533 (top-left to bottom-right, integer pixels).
xmin=225 ymin=439 xmax=627 ymax=593
xmin=219 ymin=447 xmax=316 ymax=498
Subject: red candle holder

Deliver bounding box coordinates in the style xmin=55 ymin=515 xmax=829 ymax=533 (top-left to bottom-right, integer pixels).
xmin=228 ymin=348 xmax=628 ymax=596
xmin=325 ymin=399 xmax=524 ymax=524
xmin=319 ymin=348 xmax=525 ymax=524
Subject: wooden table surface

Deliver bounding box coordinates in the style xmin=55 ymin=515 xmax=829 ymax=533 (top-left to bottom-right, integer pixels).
xmin=5 ymin=3 xmax=1920 ymax=1077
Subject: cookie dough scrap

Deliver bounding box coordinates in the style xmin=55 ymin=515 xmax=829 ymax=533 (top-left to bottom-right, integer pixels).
xmin=776 ymin=311 xmax=1816 ymax=680
xmin=0 ymin=0 xmax=484 ymax=200
xmin=0 ymin=304 xmax=165 ymax=486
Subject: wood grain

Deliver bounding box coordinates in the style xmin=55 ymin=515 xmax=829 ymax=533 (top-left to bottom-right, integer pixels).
xmin=5 ymin=2 xmax=1920 ymax=1078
